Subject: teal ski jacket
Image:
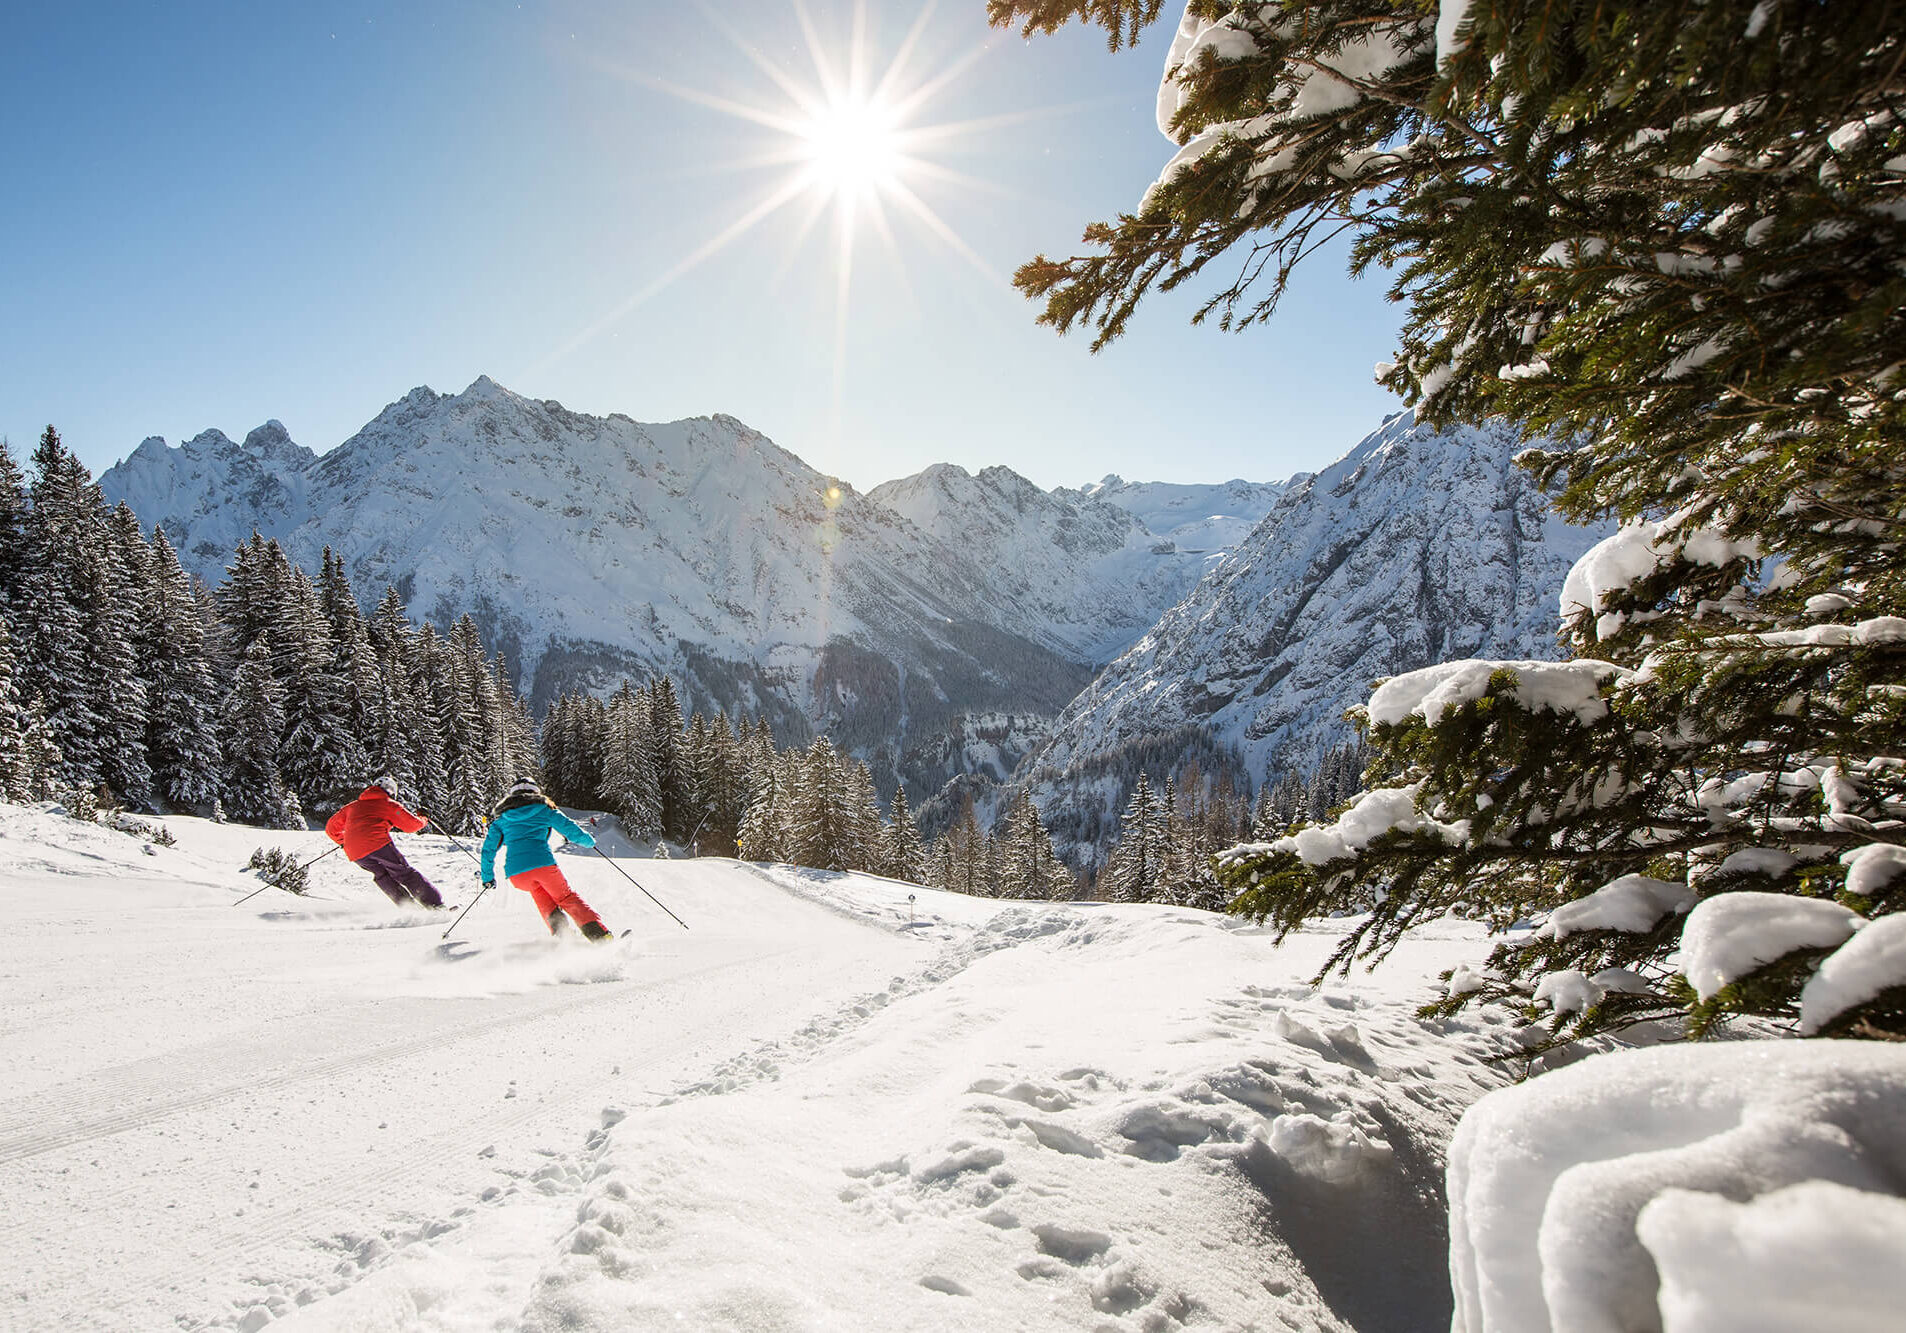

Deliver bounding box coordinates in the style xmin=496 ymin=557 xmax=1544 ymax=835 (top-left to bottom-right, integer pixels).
xmin=479 ymin=800 xmax=595 ymax=882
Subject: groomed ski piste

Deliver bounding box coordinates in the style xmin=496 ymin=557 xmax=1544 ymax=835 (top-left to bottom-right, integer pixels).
xmin=0 ymin=802 xmax=1522 ymax=1333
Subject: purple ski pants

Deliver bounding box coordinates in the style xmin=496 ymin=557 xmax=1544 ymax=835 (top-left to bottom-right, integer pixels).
xmin=353 ymin=840 xmax=444 ymax=908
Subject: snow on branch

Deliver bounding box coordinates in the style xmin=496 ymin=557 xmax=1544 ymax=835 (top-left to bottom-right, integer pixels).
xmin=1366 ymin=659 xmax=1628 ymax=729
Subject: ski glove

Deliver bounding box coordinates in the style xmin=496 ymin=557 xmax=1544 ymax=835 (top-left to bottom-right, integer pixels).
xmin=481 ymin=880 xmax=495 ymax=891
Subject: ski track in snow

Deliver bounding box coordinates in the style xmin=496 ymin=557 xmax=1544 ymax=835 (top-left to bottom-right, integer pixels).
xmin=0 ymin=810 xmax=920 ymax=1331
xmin=1 ymin=808 xmax=1521 ymax=1332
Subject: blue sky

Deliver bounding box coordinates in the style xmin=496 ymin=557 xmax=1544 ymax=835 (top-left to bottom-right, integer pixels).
xmin=1 ymin=1 xmax=1403 ymax=491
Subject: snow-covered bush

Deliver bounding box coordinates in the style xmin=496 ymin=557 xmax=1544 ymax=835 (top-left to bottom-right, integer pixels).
xmin=1448 ymin=1042 xmax=1906 ymax=1333
xmin=246 ymin=846 xmax=309 ymax=896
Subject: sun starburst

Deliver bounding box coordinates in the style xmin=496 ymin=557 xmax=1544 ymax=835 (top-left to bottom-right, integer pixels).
xmin=531 ymin=2 xmax=1068 ymax=444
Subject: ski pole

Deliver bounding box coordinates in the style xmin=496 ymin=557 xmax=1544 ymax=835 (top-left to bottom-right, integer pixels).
xmin=585 ymin=845 xmax=689 ymax=930
xmin=234 ymin=845 xmax=340 ymax=906
xmin=440 ymin=878 xmax=494 ymax=941
xmin=420 ymin=814 xmax=484 ymax=867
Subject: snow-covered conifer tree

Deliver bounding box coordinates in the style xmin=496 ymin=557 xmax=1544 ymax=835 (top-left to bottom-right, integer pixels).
xmin=141 ymin=531 xmax=223 ymax=811
xmin=648 ymin=682 xmax=693 ymax=839
xmin=602 ymin=681 xmax=663 ymax=839
xmin=275 ymin=568 xmax=361 ymax=813
xmin=736 ymin=754 xmax=783 ymax=864
xmin=699 ymin=712 xmax=748 ymax=856
xmin=787 ymin=737 xmax=851 ymax=871
xmin=220 ymin=637 xmax=301 ymax=829
xmin=999 ymin=791 xmax=1064 ymax=900
xmin=991 ymin=0 xmax=1906 ymax=1039
xmin=90 ymin=504 xmax=155 ymax=808
xmin=0 ymin=438 xmax=28 ymax=613
xmin=0 ymin=614 xmax=32 ymax=801
xmin=1104 ymin=775 xmax=1164 ymax=904
xmin=427 ymin=622 xmax=487 ymax=833
xmin=363 ymin=587 xmax=424 ymax=801
xmin=842 ymin=760 xmax=883 ymax=872
xmin=878 ymin=786 xmax=927 ymax=884
xmin=19 ymin=427 xmax=109 ymax=791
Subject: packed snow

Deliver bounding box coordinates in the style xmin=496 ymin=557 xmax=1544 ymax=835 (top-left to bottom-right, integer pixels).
xmin=0 ymin=801 xmax=1524 ymax=1331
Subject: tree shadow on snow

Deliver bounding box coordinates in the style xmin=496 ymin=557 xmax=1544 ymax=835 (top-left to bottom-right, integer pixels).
xmin=1239 ymin=1101 xmax=1452 ymax=1333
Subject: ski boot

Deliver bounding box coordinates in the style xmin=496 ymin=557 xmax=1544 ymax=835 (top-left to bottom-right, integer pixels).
xmin=579 ymin=920 xmax=614 ymax=943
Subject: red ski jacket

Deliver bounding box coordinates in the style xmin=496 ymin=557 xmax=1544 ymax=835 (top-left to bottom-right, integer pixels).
xmin=325 ymin=787 xmax=428 ymax=860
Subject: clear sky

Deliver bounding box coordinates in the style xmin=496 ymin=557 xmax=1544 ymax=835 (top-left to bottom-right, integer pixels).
xmin=1 ymin=1 xmax=1404 ymax=492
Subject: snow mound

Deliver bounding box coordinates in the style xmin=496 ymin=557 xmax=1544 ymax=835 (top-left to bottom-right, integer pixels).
xmin=1801 ymin=914 xmax=1906 ymax=1034
xmin=1448 ymin=1041 xmax=1906 ymax=1333
xmin=1638 ymin=1179 xmax=1906 ymax=1333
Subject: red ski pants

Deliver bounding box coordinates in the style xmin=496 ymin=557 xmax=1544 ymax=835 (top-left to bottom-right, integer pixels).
xmin=509 ymin=864 xmax=602 ymax=931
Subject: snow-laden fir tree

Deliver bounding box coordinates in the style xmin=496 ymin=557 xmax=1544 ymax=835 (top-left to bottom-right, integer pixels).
xmin=0 ymin=437 xmax=27 ymax=614
xmin=92 ymin=504 xmax=155 ymax=808
xmin=878 ymin=786 xmax=927 ymax=884
xmin=736 ymin=747 xmax=787 ymax=863
xmin=787 ymin=738 xmax=858 ymax=872
xmin=220 ymin=636 xmax=301 ymax=829
xmin=1104 ymin=774 xmax=1165 ymax=904
xmin=275 ymin=567 xmax=362 ymax=812
xmin=19 ymin=427 xmax=109 ymax=790
xmin=0 ymin=613 xmax=34 ymax=801
xmin=998 ymin=0 xmax=1906 ymax=1039
xmin=601 ymin=681 xmax=663 ymax=840
xmin=999 ymin=790 xmax=1070 ymax=900
xmin=650 ymin=677 xmax=691 ymax=841
xmin=696 ymin=712 xmax=750 ymax=857
xmin=140 ymin=531 xmax=223 ymax=811
xmin=365 ymin=586 xmax=428 ymax=804
xmin=320 ymin=550 xmax=397 ymax=798
xmin=424 ymin=623 xmax=486 ymax=834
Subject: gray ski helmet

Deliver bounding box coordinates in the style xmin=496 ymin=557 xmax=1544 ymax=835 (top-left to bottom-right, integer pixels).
xmin=372 ymin=773 xmax=401 ymax=794
xmin=507 ymin=778 xmax=541 ymax=798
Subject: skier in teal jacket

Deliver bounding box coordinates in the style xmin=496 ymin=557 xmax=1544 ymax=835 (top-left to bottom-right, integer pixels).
xmin=478 ymin=780 xmax=615 ymax=940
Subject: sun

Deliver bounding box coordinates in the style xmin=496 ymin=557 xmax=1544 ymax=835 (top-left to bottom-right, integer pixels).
xmin=799 ymin=96 xmax=903 ymax=195
xmin=533 ymin=3 xmax=1059 ymax=400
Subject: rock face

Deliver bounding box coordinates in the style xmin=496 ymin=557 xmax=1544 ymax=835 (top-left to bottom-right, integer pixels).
xmin=101 ymin=377 xmax=1277 ymax=799
xmin=1017 ymin=411 xmax=1611 ymax=859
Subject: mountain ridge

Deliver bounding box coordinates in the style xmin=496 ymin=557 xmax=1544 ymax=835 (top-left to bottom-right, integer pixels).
xmin=99 ymin=376 xmax=1281 ymax=800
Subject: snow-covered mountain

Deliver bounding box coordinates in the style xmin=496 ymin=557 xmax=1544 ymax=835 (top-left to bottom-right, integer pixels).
xmin=1017 ymin=411 xmax=1611 ymax=858
xmin=1058 ymin=474 xmax=1289 ymax=558
xmin=104 ymin=378 xmax=1281 ymax=798
xmin=868 ymin=464 xmax=1278 ymax=664
xmin=110 ymin=421 xmax=317 ymax=568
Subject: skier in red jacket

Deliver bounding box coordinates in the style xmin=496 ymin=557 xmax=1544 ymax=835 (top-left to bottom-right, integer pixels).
xmin=324 ymin=777 xmax=446 ymax=909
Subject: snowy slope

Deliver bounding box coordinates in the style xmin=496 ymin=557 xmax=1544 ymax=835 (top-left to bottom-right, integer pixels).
xmin=99 ymin=378 xmax=1097 ymax=795
xmin=1021 ymin=412 xmax=1610 ymax=855
xmin=0 ymin=801 xmax=1520 ymax=1331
